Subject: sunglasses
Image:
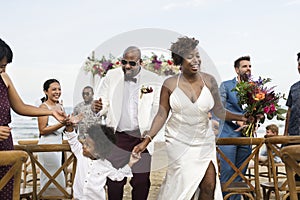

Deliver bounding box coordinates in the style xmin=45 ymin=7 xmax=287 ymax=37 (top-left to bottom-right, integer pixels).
xmin=121 ymin=59 xmax=139 ymax=67
xmin=82 ymin=92 xmax=92 ymax=96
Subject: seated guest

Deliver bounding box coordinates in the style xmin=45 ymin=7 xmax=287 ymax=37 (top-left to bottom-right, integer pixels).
xmin=259 ymin=124 xmax=282 ymax=163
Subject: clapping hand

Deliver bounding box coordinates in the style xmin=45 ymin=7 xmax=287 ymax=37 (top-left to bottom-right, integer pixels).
xmin=65 ymin=113 xmax=84 ymax=126
xmin=91 ymin=98 xmax=103 ymax=113
xmin=52 ymin=109 xmax=67 ymax=124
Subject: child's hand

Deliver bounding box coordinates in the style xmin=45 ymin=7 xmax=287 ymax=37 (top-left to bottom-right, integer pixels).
xmin=69 ymin=113 xmax=84 ymax=124
xmin=128 ymin=151 xmax=141 ymax=167
xmin=64 ymin=113 xmax=83 ymax=132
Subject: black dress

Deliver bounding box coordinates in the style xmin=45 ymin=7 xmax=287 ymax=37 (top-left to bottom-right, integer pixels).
xmin=0 ymin=74 xmax=13 ymax=200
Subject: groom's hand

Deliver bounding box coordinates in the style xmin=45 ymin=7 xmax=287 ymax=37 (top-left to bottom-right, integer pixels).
xmin=92 ymin=98 xmax=102 ymax=113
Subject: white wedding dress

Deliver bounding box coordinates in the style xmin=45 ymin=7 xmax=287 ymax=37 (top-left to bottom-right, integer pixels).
xmin=38 ymin=103 xmax=66 ymax=188
xmin=157 ymin=74 xmax=223 ymax=200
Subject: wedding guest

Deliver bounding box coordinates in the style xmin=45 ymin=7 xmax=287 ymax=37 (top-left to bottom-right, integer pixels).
xmin=133 ymin=36 xmax=248 ymax=199
xmin=284 ymin=52 xmax=300 ymax=136
xmin=73 ymin=86 xmax=100 ymax=135
xmin=259 ymin=124 xmax=282 ymax=163
xmin=0 ymin=38 xmax=65 ymax=200
xmin=218 ymin=55 xmax=252 ymax=200
xmin=38 ymin=79 xmax=66 ymax=189
xmin=283 ymin=52 xmax=300 ymax=186
xmin=63 ymin=121 xmax=141 ymax=200
xmin=92 ymin=46 xmax=162 ymax=200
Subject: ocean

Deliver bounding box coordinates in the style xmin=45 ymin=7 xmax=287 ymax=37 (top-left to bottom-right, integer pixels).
xmin=10 ymin=106 xmax=285 ymax=144
xmin=10 ymin=107 xmax=73 ymax=144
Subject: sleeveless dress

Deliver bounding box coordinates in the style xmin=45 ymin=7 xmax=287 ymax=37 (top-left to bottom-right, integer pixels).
xmin=38 ymin=103 xmax=66 ymax=188
xmin=157 ymin=74 xmax=223 ymax=200
xmin=0 ymin=74 xmax=14 ymax=200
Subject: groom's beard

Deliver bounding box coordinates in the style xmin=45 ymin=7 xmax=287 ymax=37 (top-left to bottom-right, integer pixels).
xmin=123 ymin=66 xmax=141 ymax=78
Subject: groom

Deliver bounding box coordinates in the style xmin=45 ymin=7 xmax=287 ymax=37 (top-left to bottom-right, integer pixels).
xmin=92 ymin=46 xmax=162 ymax=200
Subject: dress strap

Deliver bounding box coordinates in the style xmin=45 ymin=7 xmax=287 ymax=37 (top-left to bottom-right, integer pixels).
xmin=199 ymin=73 xmax=206 ymax=87
xmin=176 ymin=73 xmax=181 ymax=88
xmin=43 ymin=102 xmax=64 ymax=112
xmin=43 ymin=102 xmax=51 ymax=109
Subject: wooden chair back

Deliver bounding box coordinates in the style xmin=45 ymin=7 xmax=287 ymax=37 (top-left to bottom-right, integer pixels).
xmin=261 ymin=136 xmax=300 ymax=200
xmin=17 ymin=140 xmax=39 ymax=189
xmin=217 ymin=137 xmax=264 ymax=200
xmin=15 ymin=143 xmax=77 ymax=200
xmin=0 ymin=150 xmax=28 ymax=200
xmin=281 ymin=144 xmax=300 ymax=200
xmin=260 ymin=136 xmax=288 ymax=200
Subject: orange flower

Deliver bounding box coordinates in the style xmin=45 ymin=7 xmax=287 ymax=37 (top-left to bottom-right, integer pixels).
xmin=254 ymin=92 xmax=265 ymax=101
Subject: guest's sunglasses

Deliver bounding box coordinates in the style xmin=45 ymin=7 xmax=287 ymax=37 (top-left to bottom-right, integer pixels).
xmin=121 ymin=59 xmax=139 ymax=67
xmin=82 ymin=92 xmax=92 ymax=96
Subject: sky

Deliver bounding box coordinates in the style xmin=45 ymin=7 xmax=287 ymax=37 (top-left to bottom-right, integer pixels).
xmin=1 ymin=0 xmax=300 ymax=108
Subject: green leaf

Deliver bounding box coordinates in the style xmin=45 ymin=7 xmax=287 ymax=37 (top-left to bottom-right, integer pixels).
xmin=267 ymin=114 xmax=273 ymax=120
xmin=276 ymin=114 xmax=286 ymax=121
xmin=276 ymin=108 xmax=287 ymax=114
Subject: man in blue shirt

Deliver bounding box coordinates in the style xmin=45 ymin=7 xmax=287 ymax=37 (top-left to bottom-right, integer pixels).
xmin=218 ymin=56 xmax=252 ymax=200
xmin=284 ymin=52 xmax=300 ymax=136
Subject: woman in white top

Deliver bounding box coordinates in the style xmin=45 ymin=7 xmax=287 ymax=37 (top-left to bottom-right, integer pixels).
xmin=38 ymin=79 xmax=66 ymax=188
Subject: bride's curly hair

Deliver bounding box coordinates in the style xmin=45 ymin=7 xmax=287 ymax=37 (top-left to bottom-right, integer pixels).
xmin=170 ymin=37 xmax=199 ymax=66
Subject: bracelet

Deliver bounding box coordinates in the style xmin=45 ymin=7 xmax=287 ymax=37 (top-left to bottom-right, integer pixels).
xmin=144 ymin=134 xmax=153 ymax=142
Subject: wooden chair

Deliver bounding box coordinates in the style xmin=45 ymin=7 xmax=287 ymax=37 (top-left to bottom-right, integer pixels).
xmin=0 ymin=150 xmax=28 ymax=200
xmin=15 ymin=143 xmax=77 ymax=200
xmin=260 ymin=136 xmax=300 ymax=200
xmin=62 ymin=140 xmax=75 ymax=188
xmin=281 ymin=144 xmax=300 ymax=200
xmin=260 ymin=136 xmax=288 ymax=200
xmin=217 ymin=137 xmax=264 ymax=200
xmin=17 ymin=140 xmax=39 ymax=189
xmin=17 ymin=140 xmax=39 ymax=200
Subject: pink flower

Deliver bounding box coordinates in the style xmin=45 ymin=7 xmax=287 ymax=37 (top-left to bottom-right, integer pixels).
xmin=269 ymin=104 xmax=276 ymax=113
xmin=263 ymin=106 xmax=270 ymax=114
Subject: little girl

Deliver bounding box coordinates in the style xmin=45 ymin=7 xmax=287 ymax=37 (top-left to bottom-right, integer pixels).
xmin=64 ymin=121 xmax=141 ymax=200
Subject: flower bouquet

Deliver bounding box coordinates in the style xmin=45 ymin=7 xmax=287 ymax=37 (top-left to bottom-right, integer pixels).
xmin=232 ymin=76 xmax=287 ymax=137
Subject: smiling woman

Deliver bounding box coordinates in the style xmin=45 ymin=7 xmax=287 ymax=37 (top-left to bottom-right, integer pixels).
xmin=37 ymin=78 xmax=66 ymax=189
xmin=133 ymin=36 xmax=248 ymax=200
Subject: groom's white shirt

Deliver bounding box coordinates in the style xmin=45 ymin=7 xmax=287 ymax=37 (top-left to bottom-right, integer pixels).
xmin=95 ymin=67 xmax=162 ymax=154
